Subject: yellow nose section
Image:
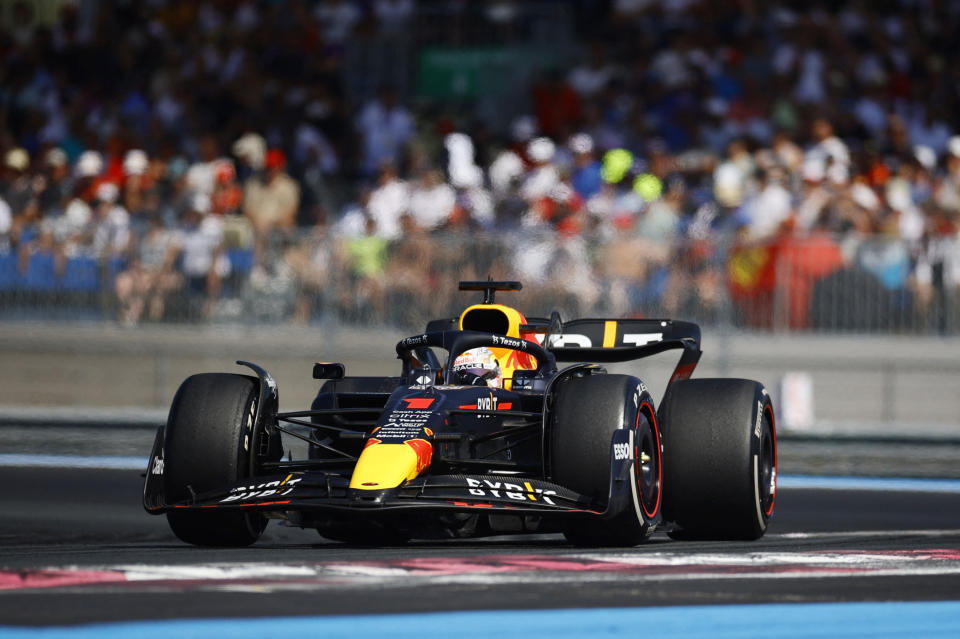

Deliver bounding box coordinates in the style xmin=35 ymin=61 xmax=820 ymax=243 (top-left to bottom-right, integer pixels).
xmin=349 ymin=439 xmax=433 ymax=490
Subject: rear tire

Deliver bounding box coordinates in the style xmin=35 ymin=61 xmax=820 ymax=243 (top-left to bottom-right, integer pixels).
xmin=163 ymin=373 xmax=268 ymax=546
xmin=549 ymin=374 xmax=661 ymax=546
xmin=658 ymin=378 xmax=776 ymax=540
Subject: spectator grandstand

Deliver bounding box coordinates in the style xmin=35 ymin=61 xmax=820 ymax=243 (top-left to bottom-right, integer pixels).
xmin=0 ymin=0 xmax=958 ymax=333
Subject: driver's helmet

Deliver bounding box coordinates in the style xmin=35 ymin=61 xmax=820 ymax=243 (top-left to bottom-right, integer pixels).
xmin=452 ymin=347 xmax=502 ymax=388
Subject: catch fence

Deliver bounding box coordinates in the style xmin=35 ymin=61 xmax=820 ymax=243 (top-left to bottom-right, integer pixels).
xmin=1 ymin=231 xmax=956 ymax=335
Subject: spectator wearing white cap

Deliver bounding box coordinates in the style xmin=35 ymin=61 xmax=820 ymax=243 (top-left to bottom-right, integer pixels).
xmin=123 ymin=150 xmax=149 ymax=178
xmin=520 ymin=137 xmax=560 ymax=202
xmin=75 ymin=151 xmax=103 ymax=180
xmin=91 ymin=181 xmax=131 ymax=259
xmin=445 ymin=133 xmax=483 ymax=191
xmin=233 ymin=132 xmax=267 ymax=183
xmin=121 ymin=149 xmax=153 ymax=222
xmin=58 ymin=190 xmax=94 ymax=253
xmin=569 ymin=133 xmax=602 ymax=200
xmin=487 ymin=146 xmax=527 ymax=229
xmin=243 ymin=148 xmax=300 ymax=236
xmin=38 ymin=148 xmax=73 ymax=216
xmin=712 ymin=139 xmax=753 ymax=210
xmin=171 ymin=191 xmax=229 ymax=320
xmin=50 ymin=149 xmax=101 ymax=245
xmin=884 ymin=164 xmax=925 ymax=244
xmin=4 ymin=148 xmax=29 ymax=173
xmin=489 ymin=148 xmax=525 ymax=196
xmin=949 ymin=137 xmax=960 ymax=163
xmin=2 ymin=148 xmax=33 ymax=217
xmin=0 ymin=148 xmax=43 ymax=254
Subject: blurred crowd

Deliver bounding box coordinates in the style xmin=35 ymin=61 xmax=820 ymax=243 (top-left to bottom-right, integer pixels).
xmin=1 ymin=0 xmax=959 ymax=330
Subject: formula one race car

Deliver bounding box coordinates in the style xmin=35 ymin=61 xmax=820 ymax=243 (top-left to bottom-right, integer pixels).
xmin=144 ymin=280 xmax=776 ymax=547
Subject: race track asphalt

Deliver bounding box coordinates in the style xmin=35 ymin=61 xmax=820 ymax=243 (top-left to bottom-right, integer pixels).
xmin=1 ymin=466 xmax=959 ymax=628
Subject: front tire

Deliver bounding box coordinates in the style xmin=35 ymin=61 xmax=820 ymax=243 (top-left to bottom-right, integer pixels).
xmin=549 ymin=373 xmax=661 ymax=546
xmin=658 ymin=378 xmax=776 ymax=540
xmin=163 ymin=373 xmax=269 ymax=546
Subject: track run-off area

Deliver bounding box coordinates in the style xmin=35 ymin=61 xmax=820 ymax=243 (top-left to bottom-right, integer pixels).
xmin=0 ymin=462 xmax=959 ymax=637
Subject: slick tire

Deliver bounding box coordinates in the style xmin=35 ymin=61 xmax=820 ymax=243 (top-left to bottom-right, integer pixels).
xmin=163 ymin=373 xmax=268 ymax=547
xmin=658 ymin=378 xmax=777 ymax=540
xmin=549 ymin=373 xmax=661 ymax=547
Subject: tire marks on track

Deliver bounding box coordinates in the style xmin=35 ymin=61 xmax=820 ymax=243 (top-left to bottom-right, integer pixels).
xmin=4 ymin=542 xmax=960 ymax=594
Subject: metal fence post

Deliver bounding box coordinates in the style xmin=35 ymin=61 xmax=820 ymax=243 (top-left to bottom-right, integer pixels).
xmin=881 ymin=360 xmax=895 ymax=424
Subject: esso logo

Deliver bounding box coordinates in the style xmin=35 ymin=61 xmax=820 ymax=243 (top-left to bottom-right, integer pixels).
xmin=614 ymin=442 xmax=632 ymax=461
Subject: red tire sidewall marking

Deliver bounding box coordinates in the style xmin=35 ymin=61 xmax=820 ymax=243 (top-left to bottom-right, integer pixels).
xmin=636 ymin=401 xmax=662 ymax=519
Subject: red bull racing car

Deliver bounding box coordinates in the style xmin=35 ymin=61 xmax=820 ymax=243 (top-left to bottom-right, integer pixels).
xmin=143 ymin=280 xmax=777 ymax=546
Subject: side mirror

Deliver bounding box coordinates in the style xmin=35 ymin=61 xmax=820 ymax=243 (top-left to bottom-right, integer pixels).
xmin=312 ymin=362 xmax=346 ymax=380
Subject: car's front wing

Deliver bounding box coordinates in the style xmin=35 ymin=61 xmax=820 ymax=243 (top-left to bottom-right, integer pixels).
xmin=143 ymin=428 xmax=639 ymax=521
xmin=148 ymin=470 xmax=601 ymax=516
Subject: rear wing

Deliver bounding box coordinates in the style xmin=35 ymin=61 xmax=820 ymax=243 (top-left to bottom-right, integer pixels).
xmin=545 ymin=319 xmax=702 ymax=384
